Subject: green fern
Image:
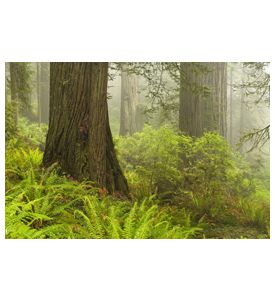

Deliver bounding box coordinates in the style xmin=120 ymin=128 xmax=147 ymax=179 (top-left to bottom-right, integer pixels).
xmin=6 ymin=143 xmax=203 ymax=239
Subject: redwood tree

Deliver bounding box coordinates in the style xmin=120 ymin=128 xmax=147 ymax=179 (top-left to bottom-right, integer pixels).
xmin=9 ymin=62 xmax=32 ymax=123
xmin=39 ymin=62 xmax=50 ymax=124
xmin=43 ymin=63 xmax=129 ymax=195
xmin=179 ymin=62 xmax=227 ymax=137
xmin=36 ymin=62 xmax=50 ymax=124
xmin=119 ymin=63 xmax=140 ymax=136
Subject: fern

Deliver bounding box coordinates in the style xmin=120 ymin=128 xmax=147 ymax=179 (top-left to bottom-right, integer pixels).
xmin=6 ymin=143 xmax=204 ymax=239
xmin=134 ymin=205 xmax=157 ymax=238
xmin=122 ymin=202 xmax=138 ymax=238
xmin=107 ymin=206 xmax=122 ymax=239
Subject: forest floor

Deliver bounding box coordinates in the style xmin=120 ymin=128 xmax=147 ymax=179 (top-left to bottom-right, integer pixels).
xmin=201 ymin=225 xmax=266 ymax=239
xmin=5 ymin=119 xmax=270 ymax=239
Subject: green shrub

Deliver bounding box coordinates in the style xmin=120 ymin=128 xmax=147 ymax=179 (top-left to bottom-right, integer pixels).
xmin=117 ymin=125 xmax=191 ymax=196
xmin=6 ymin=145 xmax=43 ymax=182
xmin=117 ymin=127 xmax=269 ymax=230
xmin=5 ymin=102 xmax=18 ymax=142
xmin=17 ymin=117 xmax=48 ymax=149
xmin=117 ymin=127 xmax=254 ymax=202
xmin=182 ymin=132 xmax=253 ymax=199
xmin=238 ymin=198 xmax=270 ymax=232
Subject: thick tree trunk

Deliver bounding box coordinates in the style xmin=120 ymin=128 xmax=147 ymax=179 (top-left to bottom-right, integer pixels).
xmin=179 ymin=62 xmax=227 ymax=137
xmin=43 ymin=63 xmax=129 ymax=195
xmin=119 ymin=64 xmax=140 ymax=136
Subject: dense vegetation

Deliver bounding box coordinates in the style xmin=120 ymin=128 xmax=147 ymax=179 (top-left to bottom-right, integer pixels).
xmin=5 ymin=117 xmax=270 ymax=239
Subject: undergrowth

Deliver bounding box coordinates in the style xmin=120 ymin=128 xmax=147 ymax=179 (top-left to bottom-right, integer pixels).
xmin=117 ymin=126 xmax=270 ymax=236
xmin=5 ymin=122 xmax=270 ymax=239
xmin=5 ymin=145 xmax=202 ymax=239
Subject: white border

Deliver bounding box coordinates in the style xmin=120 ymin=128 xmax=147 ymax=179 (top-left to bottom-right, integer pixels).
xmin=0 ymin=1 xmax=274 ymax=299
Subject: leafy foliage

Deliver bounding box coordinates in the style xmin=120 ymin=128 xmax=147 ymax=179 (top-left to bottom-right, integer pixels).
xmin=117 ymin=126 xmax=269 ymax=235
xmin=73 ymin=196 xmax=202 ymax=239
xmin=5 ymin=102 xmax=18 ymax=141
xmin=117 ymin=125 xmax=188 ymax=196
xmin=5 ymin=122 xmax=269 ymax=239
xmin=117 ymin=126 xmax=253 ymax=200
xmin=5 ymin=144 xmax=202 ymax=239
xmin=238 ymin=62 xmax=270 ymax=150
xmin=17 ymin=117 xmax=48 ymax=149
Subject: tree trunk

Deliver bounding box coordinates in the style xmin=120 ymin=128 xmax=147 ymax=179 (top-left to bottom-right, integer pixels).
xmin=43 ymin=63 xmax=129 ymax=196
xmin=37 ymin=63 xmax=41 ymax=123
xmin=179 ymin=62 xmax=227 ymax=137
xmin=229 ymin=65 xmax=233 ymax=145
xmin=5 ymin=63 xmax=10 ymax=105
xmin=9 ymin=63 xmax=19 ymax=125
xmin=239 ymin=68 xmax=245 ymax=153
xmin=40 ymin=62 xmax=50 ymax=124
xmin=119 ymin=64 xmax=140 ymax=136
xmin=9 ymin=62 xmax=33 ymax=121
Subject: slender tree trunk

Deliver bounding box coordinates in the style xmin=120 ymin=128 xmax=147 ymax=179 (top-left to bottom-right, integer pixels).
xmin=43 ymin=63 xmax=129 ymax=195
xmin=119 ymin=64 xmax=140 ymax=136
xmin=40 ymin=62 xmax=50 ymax=124
xmin=5 ymin=63 xmax=10 ymax=105
xmin=179 ymin=62 xmax=227 ymax=137
xmin=9 ymin=63 xmax=19 ymax=125
xmin=239 ymin=68 xmax=245 ymax=153
xmin=229 ymin=66 xmax=233 ymax=145
xmin=37 ymin=63 xmax=41 ymax=124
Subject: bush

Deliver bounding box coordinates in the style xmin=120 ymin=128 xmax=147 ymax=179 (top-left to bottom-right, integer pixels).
xmin=182 ymin=132 xmax=254 ymax=198
xmin=6 ymin=145 xmax=43 ymax=183
xmin=5 ymin=102 xmax=18 ymax=142
xmin=117 ymin=127 xmax=254 ymax=202
xmin=17 ymin=117 xmax=48 ymax=149
xmin=238 ymin=197 xmax=270 ymax=232
xmin=117 ymin=126 xmax=269 ymax=232
xmin=117 ymin=125 xmax=191 ymax=197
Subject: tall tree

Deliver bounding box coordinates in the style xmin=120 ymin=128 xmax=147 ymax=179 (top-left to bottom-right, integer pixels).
xmin=239 ymin=62 xmax=270 ymax=151
xmin=43 ymin=63 xmax=129 ymax=195
xmin=179 ymin=62 xmax=227 ymax=137
xmin=9 ymin=62 xmax=32 ymax=121
xmin=229 ymin=65 xmax=233 ymax=145
xmin=36 ymin=63 xmax=41 ymax=123
xmin=119 ymin=64 xmax=141 ymax=136
xmin=5 ymin=63 xmax=10 ymax=104
xmin=37 ymin=62 xmax=50 ymax=124
xmin=239 ymin=68 xmax=246 ymax=153
xmin=40 ymin=62 xmax=50 ymax=124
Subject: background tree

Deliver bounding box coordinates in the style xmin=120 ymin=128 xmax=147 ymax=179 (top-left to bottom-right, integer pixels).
xmin=43 ymin=62 xmax=129 ymax=195
xmin=36 ymin=62 xmax=50 ymax=124
xmin=36 ymin=63 xmax=41 ymax=123
xmin=228 ymin=64 xmax=233 ymax=145
xmin=119 ymin=63 xmax=140 ymax=136
xmin=9 ymin=62 xmax=33 ymax=123
xmin=179 ymin=62 xmax=227 ymax=137
xmin=239 ymin=62 xmax=270 ymax=151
